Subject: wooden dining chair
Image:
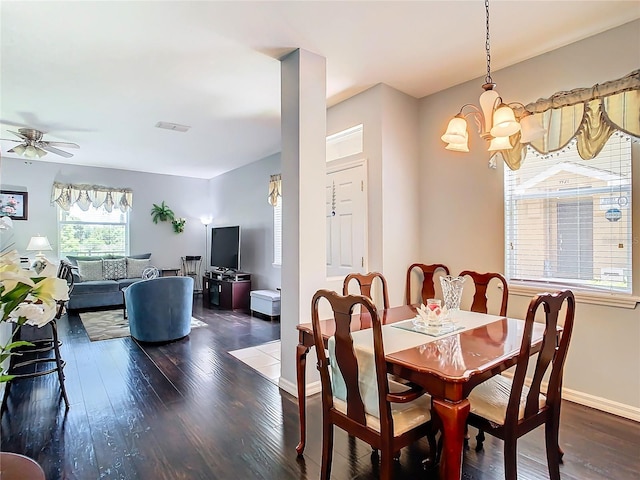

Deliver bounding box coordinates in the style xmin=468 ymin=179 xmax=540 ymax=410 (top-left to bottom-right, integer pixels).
xmin=405 ymin=263 xmax=449 ymax=305
xmin=459 ymin=270 xmax=509 ymax=316
xmin=343 ymin=272 xmax=390 ymax=310
xmin=311 ymin=289 xmax=437 ymax=480
xmin=467 ymin=290 xmax=575 ymax=480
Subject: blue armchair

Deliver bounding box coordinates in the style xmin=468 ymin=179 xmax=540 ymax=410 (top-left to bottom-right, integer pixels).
xmin=124 ymin=276 xmax=194 ymax=343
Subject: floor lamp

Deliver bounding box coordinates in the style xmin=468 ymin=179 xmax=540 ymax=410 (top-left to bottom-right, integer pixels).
xmin=200 ymin=215 xmax=213 ymax=275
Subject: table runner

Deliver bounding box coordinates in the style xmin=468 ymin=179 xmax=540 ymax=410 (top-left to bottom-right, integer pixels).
xmin=329 ymin=310 xmax=505 ymax=418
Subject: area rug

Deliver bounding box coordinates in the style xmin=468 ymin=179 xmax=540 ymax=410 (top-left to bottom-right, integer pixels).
xmin=79 ymin=310 xmax=207 ymax=342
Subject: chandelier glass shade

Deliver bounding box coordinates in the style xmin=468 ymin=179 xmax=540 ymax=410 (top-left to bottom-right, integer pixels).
xmin=441 ymin=0 xmax=545 ymax=155
xmin=8 ymin=143 xmax=47 ymax=158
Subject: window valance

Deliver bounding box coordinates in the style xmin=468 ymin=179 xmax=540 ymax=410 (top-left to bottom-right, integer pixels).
xmin=501 ymin=69 xmax=640 ymax=170
xmin=51 ymin=182 xmax=133 ymax=212
xmin=268 ymin=174 xmax=281 ymax=207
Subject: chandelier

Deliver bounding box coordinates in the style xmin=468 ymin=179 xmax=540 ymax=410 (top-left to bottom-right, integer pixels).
xmin=441 ymin=0 xmax=545 ymax=154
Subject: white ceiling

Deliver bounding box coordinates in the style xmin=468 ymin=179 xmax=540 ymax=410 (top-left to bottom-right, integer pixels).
xmin=1 ymin=1 xmax=638 ymax=180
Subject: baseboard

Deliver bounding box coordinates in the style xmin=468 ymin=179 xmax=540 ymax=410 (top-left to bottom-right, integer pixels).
xmin=561 ymin=387 xmax=640 ymax=422
xmin=501 ymin=371 xmax=640 ymax=422
xmin=278 ymin=378 xmax=322 ymax=398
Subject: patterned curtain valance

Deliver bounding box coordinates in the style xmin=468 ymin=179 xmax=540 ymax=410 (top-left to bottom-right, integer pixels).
xmin=51 ymin=182 xmax=133 ymax=212
xmin=501 ymin=69 xmax=640 ymax=170
xmin=268 ymin=174 xmax=281 ymax=207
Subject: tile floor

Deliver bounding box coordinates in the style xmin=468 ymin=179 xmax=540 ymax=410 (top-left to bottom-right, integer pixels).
xmin=229 ymin=340 xmax=281 ymax=385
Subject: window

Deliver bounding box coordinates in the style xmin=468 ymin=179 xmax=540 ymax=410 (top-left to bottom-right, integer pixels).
xmin=505 ymin=134 xmax=632 ymax=294
xmin=326 ymin=124 xmax=363 ymax=162
xmin=273 ymin=199 xmax=282 ymax=266
xmin=58 ymin=204 xmax=129 ymax=258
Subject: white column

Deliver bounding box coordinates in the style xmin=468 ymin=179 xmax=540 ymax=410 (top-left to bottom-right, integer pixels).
xmin=278 ymin=49 xmax=326 ymax=391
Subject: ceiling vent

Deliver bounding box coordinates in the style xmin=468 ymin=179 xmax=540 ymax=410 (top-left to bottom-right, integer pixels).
xmin=155 ymin=122 xmax=190 ymax=132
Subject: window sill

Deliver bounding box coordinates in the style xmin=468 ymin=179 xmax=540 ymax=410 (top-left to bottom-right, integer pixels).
xmin=508 ymin=282 xmax=640 ymax=309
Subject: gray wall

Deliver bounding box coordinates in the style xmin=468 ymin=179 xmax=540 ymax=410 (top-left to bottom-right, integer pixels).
xmin=206 ymin=152 xmax=281 ymax=291
xmin=418 ymin=20 xmax=640 ymax=415
xmin=1 ymin=158 xmax=207 ymax=269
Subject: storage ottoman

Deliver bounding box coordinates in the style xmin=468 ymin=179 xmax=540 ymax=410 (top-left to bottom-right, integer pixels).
xmin=250 ymin=290 xmax=281 ymax=320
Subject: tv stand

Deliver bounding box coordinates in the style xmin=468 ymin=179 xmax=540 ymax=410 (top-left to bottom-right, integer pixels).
xmin=203 ymin=274 xmax=251 ymax=311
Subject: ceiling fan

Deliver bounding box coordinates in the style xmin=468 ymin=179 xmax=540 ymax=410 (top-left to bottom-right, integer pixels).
xmin=1 ymin=128 xmax=79 ymax=158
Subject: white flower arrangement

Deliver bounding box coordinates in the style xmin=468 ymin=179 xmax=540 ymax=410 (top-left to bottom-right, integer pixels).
xmin=0 ymin=250 xmax=70 ymax=382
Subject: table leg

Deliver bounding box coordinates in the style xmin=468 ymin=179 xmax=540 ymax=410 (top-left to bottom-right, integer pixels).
xmin=433 ymin=398 xmax=470 ymax=480
xmin=295 ymin=342 xmax=311 ymax=455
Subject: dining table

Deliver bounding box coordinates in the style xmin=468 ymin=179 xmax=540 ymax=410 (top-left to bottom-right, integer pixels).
xmin=295 ymin=304 xmax=547 ymax=480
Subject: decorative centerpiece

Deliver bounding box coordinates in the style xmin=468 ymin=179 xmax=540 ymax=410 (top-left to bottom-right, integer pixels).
xmin=440 ymin=275 xmax=466 ymax=313
xmin=413 ymin=299 xmax=449 ymax=327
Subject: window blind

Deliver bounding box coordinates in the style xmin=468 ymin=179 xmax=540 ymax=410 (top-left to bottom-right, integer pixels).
xmin=273 ymin=199 xmax=282 ymax=266
xmin=504 ymin=133 xmax=632 ymax=294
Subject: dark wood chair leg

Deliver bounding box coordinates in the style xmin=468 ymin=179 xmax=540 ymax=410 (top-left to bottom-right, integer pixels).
xmin=546 ymin=416 xmax=562 ymax=480
xmin=475 ymin=428 xmax=485 ymax=451
xmin=503 ymin=436 xmax=518 ymax=480
xmin=320 ymin=421 xmax=333 ymax=480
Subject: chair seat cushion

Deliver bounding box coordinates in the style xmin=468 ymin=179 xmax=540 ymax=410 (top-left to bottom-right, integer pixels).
xmin=333 ymin=379 xmax=432 ymax=436
xmin=469 ymin=374 xmax=547 ymax=426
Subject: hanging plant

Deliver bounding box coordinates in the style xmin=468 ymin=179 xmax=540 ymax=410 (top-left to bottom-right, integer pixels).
xmin=150 ymin=201 xmax=175 ymax=224
xmin=172 ymin=218 xmax=186 ymax=234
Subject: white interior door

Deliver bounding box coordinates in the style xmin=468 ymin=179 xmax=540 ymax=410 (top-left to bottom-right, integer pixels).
xmin=326 ymin=161 xmax=366 ymax=278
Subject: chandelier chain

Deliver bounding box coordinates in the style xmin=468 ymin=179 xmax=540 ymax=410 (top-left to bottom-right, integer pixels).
xmin=485 ymin=0 xmax=492 ymax=85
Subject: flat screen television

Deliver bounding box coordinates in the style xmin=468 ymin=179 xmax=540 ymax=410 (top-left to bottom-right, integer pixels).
xmin=210 ymin=226 xmax=240 ymax=271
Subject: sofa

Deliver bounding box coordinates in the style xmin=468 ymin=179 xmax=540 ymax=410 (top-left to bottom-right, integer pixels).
xmin=66 ymin=254 xmax=153 ymax=311
xmin=125 ymin=276 xmax=194 ymax=342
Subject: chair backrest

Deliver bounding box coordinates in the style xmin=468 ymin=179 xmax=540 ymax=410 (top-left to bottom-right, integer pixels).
xmin=55 ymin=260 xmax=75 ymax=318
xmin=459 ymin=270 xmax=509 ymax=316
xmin=343 ymin=272 xmax=390 ymax=309
xmin=311 ymin=289 xmax=393 ymax=435
xmin=508 ymin=290 xmax=575 ymax=423
xmin=405 ymin=263 xmax=450 ymax=305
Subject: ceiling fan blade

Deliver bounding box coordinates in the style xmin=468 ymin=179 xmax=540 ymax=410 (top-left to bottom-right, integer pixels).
xmin=0 ymin=138 xmax=21 ymax=142
xmin=44 ymin=141 xmax=79 ymax=148
xmin=41 ymin=144 xmax=73 ymax=158
xmin=7 ymin=129 xmax=28 ymax=140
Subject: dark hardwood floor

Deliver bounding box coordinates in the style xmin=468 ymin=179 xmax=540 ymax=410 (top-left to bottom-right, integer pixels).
xmin=1 ymin=301 xmax=638 ymax=479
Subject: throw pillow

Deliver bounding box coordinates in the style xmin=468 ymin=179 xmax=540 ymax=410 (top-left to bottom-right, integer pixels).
xmin=103 ymin=258 xmax=127 ymax=280
xmin=127 ymin=257 xmax=150 ymax=278
xmin=77 ymin=259 xmax=104 ymax=282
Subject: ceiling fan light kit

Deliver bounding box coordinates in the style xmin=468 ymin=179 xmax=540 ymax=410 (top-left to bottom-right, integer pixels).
xmin=1 ymin=127 xmax=79 ymax=159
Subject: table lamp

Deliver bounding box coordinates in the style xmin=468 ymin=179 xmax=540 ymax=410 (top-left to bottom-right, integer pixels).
xmin=26 ymin=235 xmax=53 ymax=260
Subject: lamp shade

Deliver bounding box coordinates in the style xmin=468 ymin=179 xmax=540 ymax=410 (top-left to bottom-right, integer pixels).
xmin=490 ymin=104 xmax=521 ymax=138
xmin=26 ymin=235 xmax=53 ymax=253
xmin=488 ymin=135 xmax=513 ymax=151
xmin=200 ymin=215 xmax=213 ymax=226
xmin=8 ymin=144 xmax=27 ymax=156
xmin=441 ymin=116 xmax=468 ymax=144
xmin=445 ymin=130 xmax=470 ymax=152
xmin=519 ymin=112 xmax=546 ymax=143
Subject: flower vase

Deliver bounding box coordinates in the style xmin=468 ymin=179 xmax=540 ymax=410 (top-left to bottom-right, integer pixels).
xmin=440 ymin=275 xmax=465 ymax=313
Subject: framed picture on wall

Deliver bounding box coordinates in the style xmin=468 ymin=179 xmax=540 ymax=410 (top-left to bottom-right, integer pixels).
xmin=0 ymin=190 xmax=28 ymax=220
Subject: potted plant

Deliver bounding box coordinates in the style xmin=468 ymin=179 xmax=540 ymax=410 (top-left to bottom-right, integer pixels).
xmin=171 ymin=218 xmax=186 ymax=234
xmin=150 ymin=201 xmax=175 ymax=224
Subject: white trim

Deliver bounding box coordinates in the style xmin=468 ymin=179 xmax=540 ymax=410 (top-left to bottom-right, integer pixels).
xmin=278 ymin=377 xmax=322 ymax=398
xmin=561 ymin=387 xmax=640 ymax=422
xmin=501 ymin=371 xmax=640 ymax=422
xmin=509 ymin=282 xmax=640 ymax=309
